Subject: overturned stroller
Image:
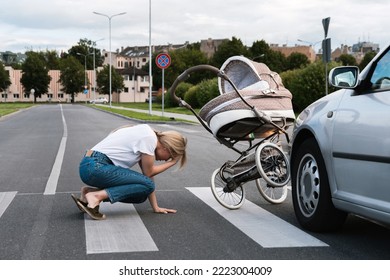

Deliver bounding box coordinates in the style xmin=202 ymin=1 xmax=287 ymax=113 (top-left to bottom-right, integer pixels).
xmin=170 ymin=56 xmax=295 ymax=209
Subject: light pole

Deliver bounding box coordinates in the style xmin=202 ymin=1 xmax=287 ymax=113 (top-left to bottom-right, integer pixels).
xmin=93 ymin=11 xmax=126 ymax=107
xmin=76 ymin=52 xmax=93 ymax=96
xmin=148 ymin=0 xmax=152 ymax=115
xmin=297 ymin=39 xmax=321 ymax=50
xmin=76 ymin=52 xmax=88 ymax=88
xmin=91 ymin=38 xmax=104 ymax=102
xmin=252 ymin=54 xmax=265 ymax=61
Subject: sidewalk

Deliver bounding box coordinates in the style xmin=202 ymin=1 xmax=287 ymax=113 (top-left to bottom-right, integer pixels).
xmin=97 ymin=104 xmax=200 ymax=123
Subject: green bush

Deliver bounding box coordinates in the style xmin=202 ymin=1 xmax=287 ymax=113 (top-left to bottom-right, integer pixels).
xmin=183 ymin=85 xmax=200 ymax=108
xmin=175 ymin=82 xmax=193 ymax=100
xmin=281 ymin=61 xmax=340 ymax=113
xmin=196 ymin=78 xmax=219 ymax=107
xmin=164 ymin=82 xmax=193 ymax=108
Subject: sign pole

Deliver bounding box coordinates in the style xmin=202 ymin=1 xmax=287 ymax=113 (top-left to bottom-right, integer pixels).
xmin=155 ymin=53 xmax=171 ymax=117
xmin=162 ymin=68 xmax=165 ymax=116
xmin=322 ymin=17 xmax=331 ymax=95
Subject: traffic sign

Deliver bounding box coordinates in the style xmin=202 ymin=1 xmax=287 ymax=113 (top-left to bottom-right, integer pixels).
xmin=322 ymin=38 xmax=331 ymax=63
xmin=155 ymin=53 xmax=171 ymax=69
xmin=322 ymin=17 xmax=330 ymax=38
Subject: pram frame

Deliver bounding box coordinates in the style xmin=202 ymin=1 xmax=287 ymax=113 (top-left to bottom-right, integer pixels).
xmin=170 ymin=64 xmax=291 ymax=209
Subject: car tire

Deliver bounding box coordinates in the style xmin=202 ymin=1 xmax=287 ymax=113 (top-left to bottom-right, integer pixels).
xmin=291 ymin=138 xmax=347 ymax=232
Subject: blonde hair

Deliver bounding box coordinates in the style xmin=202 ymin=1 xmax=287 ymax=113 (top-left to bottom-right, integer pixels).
xmin=156 ymin=130 xmax=187 ymax=169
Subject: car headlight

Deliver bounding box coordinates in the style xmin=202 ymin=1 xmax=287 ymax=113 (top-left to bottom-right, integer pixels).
xmin=295 ymin=109 xmax=309 ymax=127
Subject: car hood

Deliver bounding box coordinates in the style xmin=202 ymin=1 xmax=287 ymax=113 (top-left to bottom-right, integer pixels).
xmin=295 ymin=89 xmax=345 ymax=128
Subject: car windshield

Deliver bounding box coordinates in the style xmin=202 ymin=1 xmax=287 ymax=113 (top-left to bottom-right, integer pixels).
xmin=370 ymin=49 xmax=390 ymax=90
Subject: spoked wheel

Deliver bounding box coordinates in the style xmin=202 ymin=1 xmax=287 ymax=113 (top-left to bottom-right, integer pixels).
xmin=255 ymin=178 xmax=288 ymax=204
xmin=211 ymin=167 xmax=246 ymax=210
xmin=255 ymin=142 xmax=290 ymax=188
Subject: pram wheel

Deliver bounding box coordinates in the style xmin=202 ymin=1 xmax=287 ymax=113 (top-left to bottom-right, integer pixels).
xmin=211 ymin=168 xmax=245 ymax=209
xmin=255 ymin=142 xmax=290 ymax=188
xmin=255 ymin=179 xmax=288 ymax=204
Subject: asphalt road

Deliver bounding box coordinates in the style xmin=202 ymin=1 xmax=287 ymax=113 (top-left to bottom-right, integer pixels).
xmin=0 ymin=104 xmax=389 ymax=263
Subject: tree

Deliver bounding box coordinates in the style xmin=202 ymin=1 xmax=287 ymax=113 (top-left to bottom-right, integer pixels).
xmin=21 ymin=51 xmax=51 ymax=102
xmin=286 ymin=52 xmax=310 ymax=70
xmin=281 ymin=61 xmax=340 ymax=112
xmin=0 ymin=62 xmax=11 ymax=92
xmin=151 ymin=48 xmax=209 ymax=91
xmin=249 ymin=40 xmax=287 ymax=73
xmin=359 ymin=51 xmax=377 ymax=71
xmin=249 ymin=40 xmax=271 ymax=59
xmin=67 ymin=38 xmax=104 ymax=70
xmin=38 ymin=50 xmax=61 ymax=70
xmin=211 ymin=37 xmax=250 ymax=68
xmin=59 ymin=56 xmax=85 ymax=103
xmin=96 ymin=65 xmax=124 ymax=102
xmin=337 ymin=54 xmax=357 ymax=66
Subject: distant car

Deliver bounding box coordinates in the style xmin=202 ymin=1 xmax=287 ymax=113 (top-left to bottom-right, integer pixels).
xmin=289 ymin=44 xmax=390 ymax=232
xmin=145 ymin=96 xmax=157 ymax=103
xmin=89 ymin=97 xmax=108 ymax=104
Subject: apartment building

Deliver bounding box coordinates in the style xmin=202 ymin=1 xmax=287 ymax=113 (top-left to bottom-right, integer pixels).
xmin=270 ymin=44 xmax=317 ymax=62
xmin=3 ymin=38 xmax=378 ymax=103
xmin=1 ymin=43 xmax=189 ymax=103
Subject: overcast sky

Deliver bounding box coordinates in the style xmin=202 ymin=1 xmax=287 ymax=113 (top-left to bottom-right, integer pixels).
xmin=0 ymin=0 xmax=388 ymax=54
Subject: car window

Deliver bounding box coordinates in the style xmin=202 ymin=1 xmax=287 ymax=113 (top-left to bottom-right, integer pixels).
xmin=370 ymin=49 xmax=390 ymax=90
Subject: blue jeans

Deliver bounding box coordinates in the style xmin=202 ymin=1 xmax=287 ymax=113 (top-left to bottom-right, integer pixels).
xmin=79 ymin=151 xmax=155 ymax=204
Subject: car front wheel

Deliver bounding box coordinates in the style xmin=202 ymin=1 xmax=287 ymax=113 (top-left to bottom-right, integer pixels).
xmin=291 ymin=138 xmax=347 ymax=232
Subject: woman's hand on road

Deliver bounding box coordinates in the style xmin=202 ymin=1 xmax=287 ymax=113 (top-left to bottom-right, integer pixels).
xmin=153 ymin=207 xmax=177 ymax=214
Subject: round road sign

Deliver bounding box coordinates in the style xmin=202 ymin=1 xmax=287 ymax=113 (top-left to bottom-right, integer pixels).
xmin=155 ymin=53 xmax=171 ymax=69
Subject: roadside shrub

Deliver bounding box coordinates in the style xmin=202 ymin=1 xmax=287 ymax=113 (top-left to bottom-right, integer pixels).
xmin=183 ymin=85 xmax=200 ymax=108
xmin=175 ymin=82 xmax=193 ymax=100
xmin=164 ymin=82 xmax=193 ymax=108
xmin=196 ymin=78 xmax=219 ymax=107
xmin=281 ymin=61 xmax=339 ymax=113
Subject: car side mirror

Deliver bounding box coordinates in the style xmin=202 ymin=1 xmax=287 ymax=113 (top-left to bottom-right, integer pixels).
xmin=329 ymin=66 xmax=359 ymax=88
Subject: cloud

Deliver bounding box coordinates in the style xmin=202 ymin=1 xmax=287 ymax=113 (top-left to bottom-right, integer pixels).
xmin=0 ymin=0 xmax=388 ymax=53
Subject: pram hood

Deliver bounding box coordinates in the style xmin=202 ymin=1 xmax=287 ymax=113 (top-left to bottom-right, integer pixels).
xmin=218 ymin=55 xmax=291 ymax=97
xmin=199 ymin=56 xmax=294 ymax=138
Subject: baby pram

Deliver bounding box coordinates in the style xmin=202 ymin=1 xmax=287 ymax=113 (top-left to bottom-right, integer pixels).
xmin=170 ymin=56 xmax=295 ymax=209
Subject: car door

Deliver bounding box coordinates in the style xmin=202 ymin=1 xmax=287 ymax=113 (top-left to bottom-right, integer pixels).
xmin=331 ymin=48 xmax=390 ymax=213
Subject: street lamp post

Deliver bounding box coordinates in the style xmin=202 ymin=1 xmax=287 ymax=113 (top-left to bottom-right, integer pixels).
xmin=148 ymin=0 xmax=152 ymax=115
xmin=91 ymin=38 xmax=104 ymax=102
xmin=297 ymin=39 xmax=321 ymax=50
xmin=76 ymin=52 xmax=93 ymax=98
xmin=93 ymin=11 xmax=126 ymax=107
xmin=252 ymin=54 xmax=265 ymax=61
xmin=76 ymin=52 xmax=88 ymax=88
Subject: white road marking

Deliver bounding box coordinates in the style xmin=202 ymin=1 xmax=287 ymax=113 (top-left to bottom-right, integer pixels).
xmin=84 ymin=202 xmax=158 ymax=254
xmin=187 ymin=187 xmax=328 ymax=248
xmin=44 ymin=104 xmax=67 ymax=195
xmin=0 ymin=192 xmax=17 ymax=218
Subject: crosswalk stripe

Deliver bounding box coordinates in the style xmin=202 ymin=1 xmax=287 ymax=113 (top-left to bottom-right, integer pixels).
xmin=84 ymin=202 xmax=158 ymax=254
xmin=0 ymin=192 xmax=17 ymax=218
xmin=187 ymin=187 xmax=328 ymax=248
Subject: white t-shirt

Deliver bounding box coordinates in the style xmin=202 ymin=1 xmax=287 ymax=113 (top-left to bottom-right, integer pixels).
xmin=92 ymin=124 xmax=157 ymax=168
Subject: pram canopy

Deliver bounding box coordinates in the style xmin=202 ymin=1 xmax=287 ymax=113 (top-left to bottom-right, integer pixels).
xmin=199 ymin=56 xmax=295 ymax=139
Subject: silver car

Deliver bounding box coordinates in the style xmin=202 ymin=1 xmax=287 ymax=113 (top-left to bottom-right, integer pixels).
xmin=89 ymin=97 xmax=108 ymax=104
xmin=290 ymin=44 xmax=390 ymax=232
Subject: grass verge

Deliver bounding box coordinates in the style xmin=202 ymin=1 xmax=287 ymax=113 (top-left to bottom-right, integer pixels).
xmin=0 ymin=103 xmax=35 ymax=117
xmin=111 ymin=102 xmax=199 ymax=115
xmin=92 ymin=105 xmax=193 ymax=123
xmin=0 ymin=102 xmax=194 ymax=123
